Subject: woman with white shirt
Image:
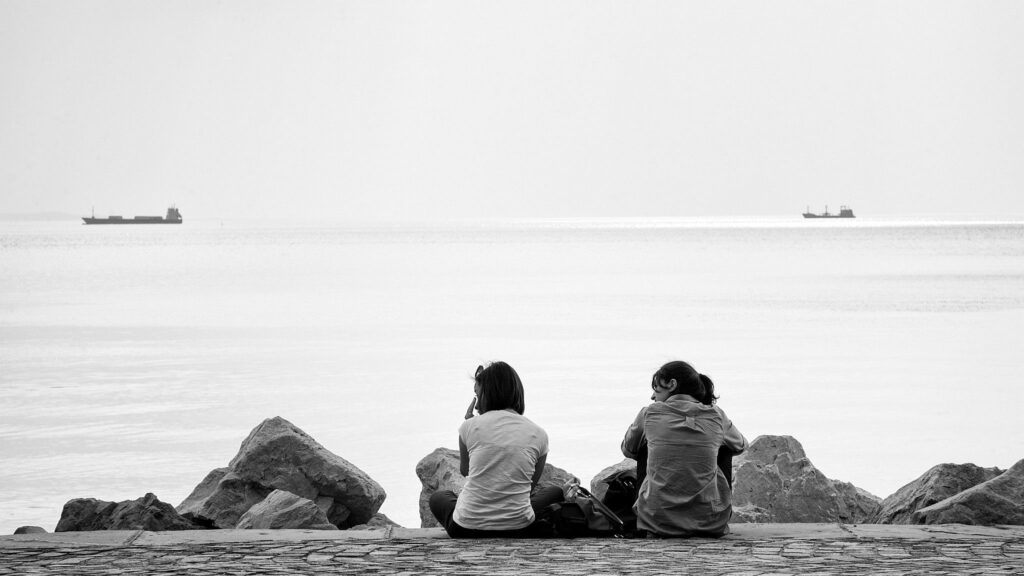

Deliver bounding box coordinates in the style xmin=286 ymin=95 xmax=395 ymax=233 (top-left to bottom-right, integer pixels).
xmin=429 ymin=361 xmax=563 ymax=537
xmin=622 ymin=360 xmax=747 ymax=537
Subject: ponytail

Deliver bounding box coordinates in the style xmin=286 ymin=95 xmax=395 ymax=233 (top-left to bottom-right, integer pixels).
xmin=698 ymin=373 xmax=718 ymax=405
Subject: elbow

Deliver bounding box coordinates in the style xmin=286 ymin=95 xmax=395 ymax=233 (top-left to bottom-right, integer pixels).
xmin=727 ymin=436 xmax=748 ymax=456
xmin=621 ymin=439 xmax=636 ymax=460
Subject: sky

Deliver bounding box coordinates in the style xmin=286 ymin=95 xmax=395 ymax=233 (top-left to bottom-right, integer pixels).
xmin=2 ymin=1 xmax=1022 ymax=220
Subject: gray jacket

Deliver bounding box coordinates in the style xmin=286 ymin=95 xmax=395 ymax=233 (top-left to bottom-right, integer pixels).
xmin=622 ymin=395 xmax=747 ymax=536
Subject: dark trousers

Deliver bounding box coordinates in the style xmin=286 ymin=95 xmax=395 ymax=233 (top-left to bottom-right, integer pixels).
xmin=429 ymin=486 xmax=563 ymax=538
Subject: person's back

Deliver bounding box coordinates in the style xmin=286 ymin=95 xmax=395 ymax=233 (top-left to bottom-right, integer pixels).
xmin=622 ymin=360 xmax=747 ymax=537
xmin=429 ymin=361 xmax=563 ymax=538
xmin=454 ymin=408 xmax=547 ymax=529
xmin=638 ymin=397 xmax=742 ymax=536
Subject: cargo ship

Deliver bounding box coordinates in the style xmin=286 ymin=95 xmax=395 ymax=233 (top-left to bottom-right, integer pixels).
xmin=802 ymin=205 xmax=854 ymax=219
xmin=83 ymin=206 xmax=182 ymax=225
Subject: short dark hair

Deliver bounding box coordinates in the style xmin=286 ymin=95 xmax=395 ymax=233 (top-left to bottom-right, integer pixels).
xmin=653 ymin=360 xmax=717 ymax=404
xmin=475 ymin=361 xmax=526 ymax=415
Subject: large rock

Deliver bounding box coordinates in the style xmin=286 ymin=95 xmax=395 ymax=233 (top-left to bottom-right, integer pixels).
xmin=414 ymin=447 xmax=577 ymax=528
xmin=56 ymin=493 xmax=197 ymax=532
xmin=235 ymin=490 xmax=337 ymax=530
xmin=177 ymin=417 xmax=386 ymax=529
xmin=415 ymin=448 xmax=465 ymax=528
xmin=913 ymin=459 xmax=1024 ymax=525
xmin=13 ymin=526 xmax=47 ymax=535
xmin=536 ymin=459 xmax=579 ymax=491
xmin=589 ymin=458 xmax=637 ymax=502
xmin=731 ymin=435 xmax=880 ymax=523
xmin=176 ymin=468 xmax=270 ymax=529
xmin=872 ymin=463 xmax=1004 ymax=524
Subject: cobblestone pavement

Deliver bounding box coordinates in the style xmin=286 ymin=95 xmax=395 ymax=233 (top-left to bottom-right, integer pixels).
xmin=2 ymin=527 xmax=1022 ymax=575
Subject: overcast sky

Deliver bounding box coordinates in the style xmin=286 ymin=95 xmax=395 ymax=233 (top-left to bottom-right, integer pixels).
xmin=2 ymin=1 xmax=1022 ymax=220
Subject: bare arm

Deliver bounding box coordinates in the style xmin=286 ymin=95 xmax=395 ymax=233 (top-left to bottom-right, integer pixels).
xmin=531 ymin=453 xmax=548 ymax=491
xmin=459 ymin=437 xmax=470 ymax=477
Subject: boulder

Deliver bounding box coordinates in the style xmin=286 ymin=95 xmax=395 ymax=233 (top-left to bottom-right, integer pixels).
xmin=589 ymin=458 xmax=637 ymax=502
xmin=56 ymin=493 xmax=197 ymax=532
xmin=913 ymin=459 xmax=1024 ymax=525
xmin=177 ymin=468 xmax=269 ymax=529
xmin=56 ymin=499 xmax=117 ymax=532
xmin=536 ymin=460 xmax=579 ymax=491
xmin=348 ymin=512 xmax=401 ymax=531
xmin=731 ymin=435 xmax=880 ymax=523
xmin=872 ymin=463 xmax=1004 ymax=524
xmin=235 ymin=490 xmax=337 ymax=530
xmin=13 ymin=526 xmax=47 ymax=535
xmin=415 ymin=448 xmax=465 ymax=528
xmin=833 ymin=481 xmax=884 ymax=524
xmin=732 ymin=504 xmax=772 ymax=523
xmin=177 ymin=417 xmax=386 ymax=529
xmin=414 ymin=447 xmax=577 ymax=528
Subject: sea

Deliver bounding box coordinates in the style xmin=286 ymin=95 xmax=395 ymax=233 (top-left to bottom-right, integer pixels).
xmin=2 ymin=215 xmax=1023 ymax=533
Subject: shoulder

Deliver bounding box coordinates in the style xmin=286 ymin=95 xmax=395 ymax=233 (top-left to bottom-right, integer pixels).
xmin=512 ymin=412 xmax=548 ymax=437
xmin=711 ymin=403 xmax=731 ymax=419
xmin=632 ymin=403 xmax=655 ymax=421
xmin=505 ymin=412 xmax=548 ymax=450
xmin=627 ymin=404 xmax=654 ymax=428
xmin=459 ymin=414 xmax=482 ymax=437
xmin=638 ymin=403 xmax=656 ymax=416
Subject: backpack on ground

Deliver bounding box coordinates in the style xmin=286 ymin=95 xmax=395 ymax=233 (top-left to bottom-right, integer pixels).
xmin=599 ymin=467 xmax=639 ymax=534
xmin=543 ymin=483 xmax=627 ymax=538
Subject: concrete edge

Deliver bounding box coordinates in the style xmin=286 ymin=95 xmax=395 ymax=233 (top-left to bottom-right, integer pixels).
xmin=0 ymin=530 xmax=143 ymax=548
xmin=3 ymin=524 xmax=1023 ymax=549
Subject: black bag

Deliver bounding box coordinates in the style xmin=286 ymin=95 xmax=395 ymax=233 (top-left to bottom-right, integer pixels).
xmin=544 ymin=484 xmax=626 ymax=538
xmin=599 ymin=468 xmax=638 ymax=534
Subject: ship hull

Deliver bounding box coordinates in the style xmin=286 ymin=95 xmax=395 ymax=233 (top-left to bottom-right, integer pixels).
xmin=802 ymin=214 xmax=854 ymax=219
xmin=82 ymin=218 xmax=182 ymax=225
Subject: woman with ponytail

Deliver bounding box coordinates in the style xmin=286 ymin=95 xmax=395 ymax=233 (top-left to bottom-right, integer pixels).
xmin=621 ymin=360 xmax=747 ymax=537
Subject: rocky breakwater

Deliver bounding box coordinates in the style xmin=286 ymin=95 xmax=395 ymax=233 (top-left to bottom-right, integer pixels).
xmin=912 ymin=459 xmax=1024 ymax=525
xmin=414 ymin=447 xmax=578 ymax=527
xmin=730 ymin=435 xmax=881 ymax=523
xmin=57 ymin=493 xmax=198 ymax=532
xmin=53 ymin=417 xmax=390 ymax=532
xmin=870 ymin=463 xmax=1004 ymax=524
xmin=177 ymin=416 xmax=388 ymax=530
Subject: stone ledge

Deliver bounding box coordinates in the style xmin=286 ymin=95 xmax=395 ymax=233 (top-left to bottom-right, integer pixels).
xmin=3 ymin=524 xmax=1023 ymax=549
xmin=3 ymin=525 xmax=1022 ymax=576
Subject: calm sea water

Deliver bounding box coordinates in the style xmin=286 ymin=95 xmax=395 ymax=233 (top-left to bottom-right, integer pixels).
xmin=2 ymin=216 xmax=1023 ymax=532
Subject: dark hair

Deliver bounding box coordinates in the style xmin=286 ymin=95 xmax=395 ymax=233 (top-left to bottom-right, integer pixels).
xmin=653 ymin=360 xmax=717 ymax=404
xmin=698 ymin=373 xmax=719 ymax=405
xmin=475 ymin=361 xmax=526 ymax=415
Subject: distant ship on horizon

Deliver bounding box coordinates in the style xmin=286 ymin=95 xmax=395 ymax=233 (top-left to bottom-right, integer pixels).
xmin=802 ymin=205 xmax=855 ymax=219
xmin=83 ymin=206 xmax=183 ymax=225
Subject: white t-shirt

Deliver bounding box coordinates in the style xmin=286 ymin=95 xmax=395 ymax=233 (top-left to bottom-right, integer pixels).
xmin=453 ymin=409 xmax=549 ymax=530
